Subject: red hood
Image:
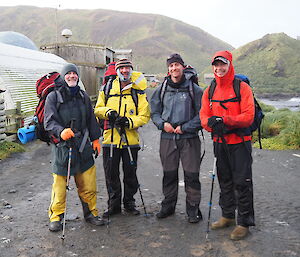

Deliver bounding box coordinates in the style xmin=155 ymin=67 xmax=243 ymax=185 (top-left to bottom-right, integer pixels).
xmin=212 ymin=50 xmax=235 ymax=87
xmin=104 ymin=62 xmax=117 ymax=77
xmin=103 ymin=61 xmax=117 ymax=85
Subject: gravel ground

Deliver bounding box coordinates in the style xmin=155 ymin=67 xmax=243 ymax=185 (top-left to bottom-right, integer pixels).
xmin=0 ymin=119 xmax=299 ymax=257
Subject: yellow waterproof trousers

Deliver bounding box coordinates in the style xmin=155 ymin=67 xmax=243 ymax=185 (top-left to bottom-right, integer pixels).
xmin=48 ymin=165 xmax=98 ymax=222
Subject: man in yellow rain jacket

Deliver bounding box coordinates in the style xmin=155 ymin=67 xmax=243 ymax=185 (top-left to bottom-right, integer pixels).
xmin=94 ymin=59 xmax=150 ymax=217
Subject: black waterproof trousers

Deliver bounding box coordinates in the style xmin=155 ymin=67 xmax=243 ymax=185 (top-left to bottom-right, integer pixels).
xmin=214 ymin=141 xmax=255 ymax=227
xmin=102 ymin=147 xmax=139 ymax=209
xmin=159 ymin=137 xmax=201 ymax=216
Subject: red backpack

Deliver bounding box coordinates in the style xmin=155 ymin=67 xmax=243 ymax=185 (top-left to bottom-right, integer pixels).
xmin=34 ymin=72 xmax=61 ymax=144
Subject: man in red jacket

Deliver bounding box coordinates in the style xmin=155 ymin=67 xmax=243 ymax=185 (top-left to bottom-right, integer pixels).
xmin=200 ymin=50 xmax=255 ymax=240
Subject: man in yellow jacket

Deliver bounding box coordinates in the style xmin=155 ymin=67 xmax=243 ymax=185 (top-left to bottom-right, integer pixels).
xmin=94 ymin=59 xmax=150 ymax=217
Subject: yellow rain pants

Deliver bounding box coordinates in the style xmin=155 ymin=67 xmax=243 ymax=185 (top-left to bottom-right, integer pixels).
xmin=48 ymin=165 xmax=98 ymax=222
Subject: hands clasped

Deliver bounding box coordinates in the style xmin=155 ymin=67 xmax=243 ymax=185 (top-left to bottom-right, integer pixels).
xmin=164 ymin=122 xmax=183 ymax=134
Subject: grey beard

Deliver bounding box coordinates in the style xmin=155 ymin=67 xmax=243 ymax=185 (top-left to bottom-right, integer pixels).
xmin=117 ymin=68 xmax=132 ymax=82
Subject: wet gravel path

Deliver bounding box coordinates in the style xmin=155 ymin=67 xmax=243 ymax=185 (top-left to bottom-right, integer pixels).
xmin=0 ymin=121 xmax=300 ymax=257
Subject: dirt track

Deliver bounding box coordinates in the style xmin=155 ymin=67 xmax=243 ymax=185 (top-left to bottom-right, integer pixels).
xmin=0 ymin=119 xmax=300 ymax=257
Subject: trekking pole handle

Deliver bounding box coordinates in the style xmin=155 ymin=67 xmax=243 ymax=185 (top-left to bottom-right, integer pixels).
xmin=212 ymin=157 xmax=217 ymax=176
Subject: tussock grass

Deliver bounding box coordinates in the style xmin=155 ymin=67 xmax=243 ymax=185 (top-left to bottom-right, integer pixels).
xmin=0 ymin=141 xmax=25 ymax=160
xmin=253 ymin=106 xmax=300 ymax=150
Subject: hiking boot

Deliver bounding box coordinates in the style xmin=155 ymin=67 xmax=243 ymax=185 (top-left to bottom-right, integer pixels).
xmin=230 ymin=225 xmax=249 ymax=240
xmin=102 ymin=207 xmax=122 ymax=218
xmin=124 ymin=206 xmax=140 ymax=215
xmin=188 ymin=209 xmax=203 ymax=224
xmin=85 ymin=214 xmax=105 ymax=226
xmin=49 ymin=221 xmax=62 ymax=232
xmin=211 ymin=217 xmax=235 ymax=230
xmin=156 ymin=209 xmax=175 ymax=219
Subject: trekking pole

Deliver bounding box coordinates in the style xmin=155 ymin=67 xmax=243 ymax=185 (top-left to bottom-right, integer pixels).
xmin=119 ymin=104 xmax=135 ymax=167
xmin=106 ymin=117 xmax=115 ymax=229
xmin=206 ymin=156 xmax=217 ymax=240
xmin=121 ymin=127 xmax=148 ymax=216
xmin=119 ymin=105 xmax=149 ymax=217
xmin=138 ymin=184 xmax=148 ymax=216
xmin=61 ymin=119 xmax=75 ymax=241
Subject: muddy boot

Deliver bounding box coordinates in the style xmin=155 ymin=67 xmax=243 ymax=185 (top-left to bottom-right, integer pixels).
xmin=186 ymin=203 xmax=203 ymax=224
xmin=211 ymin=217 xmax=235 ymax=230
xmin=230 ymin=225 xmax=249 ymax=240
xmin=156 ymin=208 xmax=175 ymax=219
xmin=49 ymin=213 xmax=64 ymax=232
xmin=85 ymin=213 xmax=105 ymax=226
xmin=188 ymin=209 xmax=203 ymax=224
xmin=49 ymin=221 xmax=62 ymax=232
xmin=124 ymin=205 xmax=140 ymax=215
xmin=102 ymin=206 xmax=122 ymax=218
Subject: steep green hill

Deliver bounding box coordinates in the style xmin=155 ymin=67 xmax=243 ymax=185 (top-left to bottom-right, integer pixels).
xmin=0 ymin=6 xmax=233 ymax=74
xmin=234 ymin=33 xmax=300 ymax=94
xmin=201 ymin=33 xmax=300 ymax=95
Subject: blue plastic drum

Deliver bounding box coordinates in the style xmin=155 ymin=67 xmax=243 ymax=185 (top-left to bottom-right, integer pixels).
xmin=17 ymin=125 xmax=36 ymax=144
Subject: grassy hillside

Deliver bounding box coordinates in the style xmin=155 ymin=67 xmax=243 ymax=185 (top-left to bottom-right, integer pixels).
xmin=234 ymin=33 xmax=300 ymax=94
xmin=201 ymin=33 xmax=300 ymax=95
xmin=0 ymin=6 xmax=233 ymax=74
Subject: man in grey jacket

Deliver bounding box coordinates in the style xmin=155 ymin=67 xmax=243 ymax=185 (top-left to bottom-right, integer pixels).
xmin=150 ymin=53 xmax=203 ymax=223
xmin=44 ymin=63 xmax=104 ymax=232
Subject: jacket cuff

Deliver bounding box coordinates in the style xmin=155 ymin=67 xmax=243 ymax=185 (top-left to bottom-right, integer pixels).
xmin=128 ymin=117 xmax=134 ymax=129
xmin=158 ymin=122 xmax=165 ymax=131
xmin=105 ymin=109 xmax=113 ymax=118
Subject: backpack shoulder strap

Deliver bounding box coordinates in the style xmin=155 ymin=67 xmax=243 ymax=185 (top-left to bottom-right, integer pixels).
xmin=208 ymin=77 xmax=241 ymax=100
xmin=187 ymin=79 xmax=198 ymax=113
xmin=208 ymin=78 xmax=241 ymax=110
xmin=132 ymin=88 xmax=139 ymax=114
xmin=55 ymin=87 xmax=64 ymax=109
xmin=160 ymin=79 xmax=168 ymax=102
xmin=79 ymin=89 xmax=91 ymax=105
xmin=104 ymin=78 xmax=114 ymax=105
xmin=208 ymin=78 xmax=217 ymax=100
xmin=188 ymin=79 xmax=195 ymax=101
xmin=233 ymin=77 xmax=241 ymax=100
xmin=131 ymin=88 xmax=146 ymax=115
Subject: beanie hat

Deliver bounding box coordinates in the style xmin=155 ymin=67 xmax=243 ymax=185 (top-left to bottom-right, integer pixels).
xmin=115 ymin=58 xmax=133 ymax=70
xmin=166 ymin=53 xmax=185 ymax=67
xmin=61 ymin=63 xmax=79 ymax=78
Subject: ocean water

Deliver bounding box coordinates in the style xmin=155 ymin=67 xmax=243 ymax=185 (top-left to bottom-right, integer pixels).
xmin=258 ymin=97 xmax=300 ymax=111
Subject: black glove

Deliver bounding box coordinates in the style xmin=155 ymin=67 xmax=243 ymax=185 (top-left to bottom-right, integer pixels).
xmin=208 ymin=116 xmax=225 ymax=136
xmin=115 ymin=116 xmax=129 ymax=128
xmin=108 ymin=110 xmax=119 ymax=124
xmin=213 ymin=122 xmax=226 ymax=136
xmin=208 ymin=116 xmax=223 ymax=128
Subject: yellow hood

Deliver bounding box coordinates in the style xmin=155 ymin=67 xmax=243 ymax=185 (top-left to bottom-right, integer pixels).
xmin=116 ymin=71 xmax=147 ymax=91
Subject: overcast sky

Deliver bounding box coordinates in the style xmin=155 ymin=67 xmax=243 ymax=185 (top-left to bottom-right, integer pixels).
xmin=1 ymin=0 xmax=299 ymax=48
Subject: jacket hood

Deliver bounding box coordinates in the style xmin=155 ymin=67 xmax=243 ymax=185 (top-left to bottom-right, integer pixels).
xmin=184 ymin=66 xmax=197 ymax=81
xmin=104 ymin=62 xmax=117 ymax=77
xmin=212 ymin=50 xmax=235 ymax=87
xmin=130 ymin=71 xmax=147 ymax=90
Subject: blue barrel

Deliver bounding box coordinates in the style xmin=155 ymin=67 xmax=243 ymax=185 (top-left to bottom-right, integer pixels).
xmin=17 ymin=125 xmax=37 ymax=144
